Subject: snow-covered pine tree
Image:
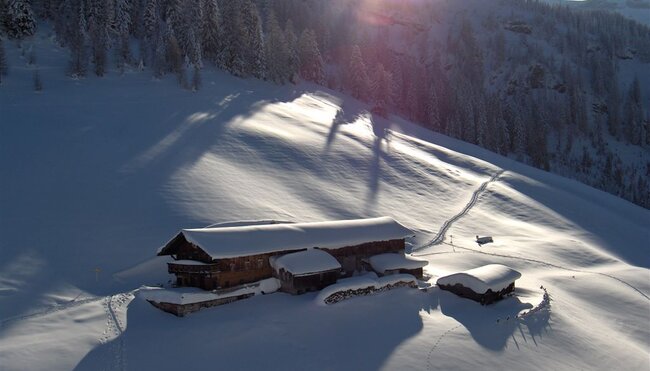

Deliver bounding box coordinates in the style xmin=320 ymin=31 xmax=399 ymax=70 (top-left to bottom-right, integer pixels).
xmin=3 ymin=0 xmax=36 ymax=39
xmin=264 ymin=10 xmax=289 ymax=83
xmin=0 ymin=38 xmax=7 ymax=84
xmin=216 ymin=0 xmax=241 ymax=74
xmin=347 ymin=44 xmax=368 ymax=100
xmin=143 ymin=0 xmax=159 ymax=65
xmin=200 ymin=0 xmax=220 ymax=64
xmin=151 ymin=20 xmax=166 ymax=78
xmin=177 ymin=0 xmax=203 ymax=67
xmin=114 ymin=0 xmax=132 ymax=72
xmin=191 ymin=63 xmax=200 ymax=91
xmin=298 ymin=28 xmax=323 ymax=84
xmin=370 ymin=63 xmax=392 ymax=115
xmin=426 ymin=83 xmax=441 ymax=131
xmin=606 ymin=83 xmax=621 ymax=138
xmin=88 ymin=0 xmax=109 ymax=76
xmin=624 ymin=77 xmax=643 ymax=145
xmin=283 ymin=19 xmax=298 ymax=82
xmin=69 ymin=2 xmax=88 ymax=77
xmin=240 ymin=0 xmax=264 ymax=78
xmin=164 ymin=24 xmax=184 ymax=84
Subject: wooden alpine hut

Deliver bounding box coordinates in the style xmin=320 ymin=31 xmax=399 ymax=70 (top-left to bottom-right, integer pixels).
xmin=157 ymin=217 xmax=416 ymax=292
xmin=436 ymin=264 xmax=521 ymax=305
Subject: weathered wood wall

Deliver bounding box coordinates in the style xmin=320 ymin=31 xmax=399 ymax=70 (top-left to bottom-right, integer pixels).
xmin=166 ymin=239 xmax=405 ymax=291
xmin=147 ymin=293 xmax=255 ymax=317
xmin=277 ymin=269 xmax=340 ymax=294
xmin=438 ymin=282 xmax=516 ymax=305
xmin=322 ymin=239 xmax=405 ymax=276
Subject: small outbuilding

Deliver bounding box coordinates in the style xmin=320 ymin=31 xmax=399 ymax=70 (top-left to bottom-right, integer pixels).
xmin=436 ymin=264 xmax=521 ymax=305
xmin=368 ymin=253 xmax=428 ymax=278
xmin=271 ymin=249 xmax=342 ymax=294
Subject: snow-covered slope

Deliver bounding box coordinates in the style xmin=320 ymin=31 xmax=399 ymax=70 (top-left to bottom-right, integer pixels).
xmin=1 ymin=30 xmax=648 ymax=370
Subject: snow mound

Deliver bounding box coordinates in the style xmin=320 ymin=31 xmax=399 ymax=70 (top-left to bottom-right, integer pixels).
xmin=436 ymin=264 xmax=522 ymax=294
xmin=271 ymin=249 xmax=341 ymax=276
xmin=369 ymin=253 xmax=428 ymax=273
xmin=168 ymin=217 xmax=414 ymax=259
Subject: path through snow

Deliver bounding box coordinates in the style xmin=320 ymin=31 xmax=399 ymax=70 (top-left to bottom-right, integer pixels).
xmin=412 ymin=170 xmax=504 ymax=252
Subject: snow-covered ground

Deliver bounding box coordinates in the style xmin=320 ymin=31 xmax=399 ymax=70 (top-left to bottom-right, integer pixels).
xmin=1 ymin=28 xmax=649 ymax=370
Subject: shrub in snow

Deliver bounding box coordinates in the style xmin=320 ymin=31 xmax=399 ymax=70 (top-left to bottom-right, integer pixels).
xmin=0 ymin=39 xmax=7 ymax=83
xmin=191 ymin=65 xmax=201 ymax=91
xmin=33 ymin=69 xmax=42 ymax=91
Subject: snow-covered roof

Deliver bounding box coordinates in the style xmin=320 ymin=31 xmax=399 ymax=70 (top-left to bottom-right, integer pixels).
xmin=168 ymin=260 xmax=210 ymax=266
xmin=436 ymin=264 xmax=522 ymax=294
xmin=271 ymin=249 xmax=341 ymax=276
xmin=368 ymin=253 xmax=428 ymax=273
xmin=162 ymin=217 xmax=414 ymax=259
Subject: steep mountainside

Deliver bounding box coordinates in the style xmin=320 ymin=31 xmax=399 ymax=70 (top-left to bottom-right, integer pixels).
xmin=1 ymin=28 xmax=648 ymax=370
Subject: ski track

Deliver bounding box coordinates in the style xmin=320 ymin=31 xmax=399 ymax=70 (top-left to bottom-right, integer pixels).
xmin=100 ymin=292 xmax=134 ymax=371
xmin=407 ymin=167 xmax=648 ymax=301
xmin=412 ymin=170 xmax=504 ymax=252
xmin=426 ymin=324 xmax=462 ymax=370
xmin=1 ymin=290 xmax=135 ymax=371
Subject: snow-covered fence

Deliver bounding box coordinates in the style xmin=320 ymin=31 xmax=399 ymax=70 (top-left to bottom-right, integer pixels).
xmin=317 ymin=274 xmax=418 ymax=305
xmin=518 ymin=286 xmax=551 ymax=319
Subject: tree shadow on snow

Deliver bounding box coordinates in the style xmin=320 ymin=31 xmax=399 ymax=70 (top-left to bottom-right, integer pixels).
xmin=324 ymin=105 xmax=368 ymax=152
xmin=437 ymin=289 xmax=538 ymax=351
xmin=75 ymin=288 xmax=440 ymax=371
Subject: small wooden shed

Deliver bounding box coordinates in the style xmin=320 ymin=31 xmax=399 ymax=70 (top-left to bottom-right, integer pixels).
xmin=367 ymin=253 xmax=428 ymax=278
xmin=271 ymin=249 xmax=342 ymax=294
xmin=436 ymin=264 xmax=521 ymax=305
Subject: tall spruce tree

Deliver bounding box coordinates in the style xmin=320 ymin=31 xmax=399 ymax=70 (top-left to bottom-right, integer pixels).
xmin=240 ymin=0 xmax=264 ymax=78
xmin=0 ymin=38 xmax=7 ymax=84
xmin=347 ymin=45 xmax=368 ymax=99
xmin=264 ymin=10 xmax=289 ymax=83
xmin=284 ymin=19 xmax=298 ymax=82
xmin=200 ymin=0 xmax=221 ymax=64
xmin=298 ymin=28 xmax=323 ymax=84
xmin=114 ymin=0 xmax=132 ymax=71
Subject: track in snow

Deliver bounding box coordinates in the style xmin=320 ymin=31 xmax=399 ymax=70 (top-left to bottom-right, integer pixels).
xmin=100 ymin=292 xmax=134 ymax=371
xmin=0 ymin=296 xmax=104 ymax=327
xmin=416 ymin=242 xmax=649 ymax=301
xmin=426 ymin=324 xmax=462 ymax=370
xmin=413 ymin=169 xmax=504 ymax=252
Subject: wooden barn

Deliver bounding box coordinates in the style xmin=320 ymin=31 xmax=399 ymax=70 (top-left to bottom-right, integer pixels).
xmin=436 ymin=264 xmax=521 ymax=305
xmin=157 ymin=217 xmax=416 ymax=292
xmin=367 ymin=253 xmax=428 ymax=278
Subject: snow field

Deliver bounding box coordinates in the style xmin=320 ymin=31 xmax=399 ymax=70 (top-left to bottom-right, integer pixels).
xmin=1 ymin=26 xmax=649 ymax=370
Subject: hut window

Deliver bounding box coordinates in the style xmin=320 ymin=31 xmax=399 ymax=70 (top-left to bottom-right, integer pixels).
xmin=244 ymin=261 xmax=251 ymax=270
xmin=257 ymin=258 xmax=264 ymax=268
xmin=230 ymin=263 xmax=236 ymax=271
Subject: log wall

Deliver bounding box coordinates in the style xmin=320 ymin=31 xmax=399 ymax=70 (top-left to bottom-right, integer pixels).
xmin=438 ymin=282 xmax=516 ymax=305
xmin=147 ymin=293 xmax=255 ymax=317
